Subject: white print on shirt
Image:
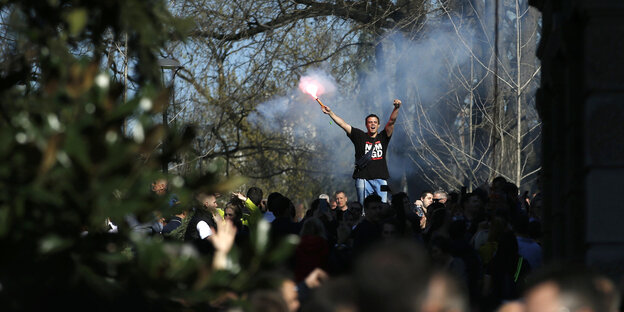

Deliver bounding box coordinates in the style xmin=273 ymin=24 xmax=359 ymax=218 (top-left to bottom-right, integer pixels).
xmin=365 ymin=141 xmax=383 ymax=160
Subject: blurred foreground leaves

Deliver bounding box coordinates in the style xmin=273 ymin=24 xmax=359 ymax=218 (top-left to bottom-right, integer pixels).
xmin=0 ymin=1 xmax=296 ymax=310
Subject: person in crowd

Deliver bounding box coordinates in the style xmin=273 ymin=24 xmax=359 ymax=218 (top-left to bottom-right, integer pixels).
xmin=490 ymin=176 xmax=508 ymax=198
xmin=380 ymin=218 xmax=402 ymax=241
xmin=445 ymin=191 xmax=462 ymax=217
xmin=420 ymin=270 xmax=469 ymax=312
xmin=332 ymin=190 xmax=349 ymax=222
xmin=522 ymin=264 xmax=620 ymax=312
xmin=318 ymin=193 xmax=330 ymax=205
xmin=501 ymin=181 xmax=524 ymax=226
xmin=302 ymin=198 xmax=338 ymax=247
xmin=429 ymin=235 xmax=468 ymax=288
xmin=326 ymin=218 xmax=354 ymax=276
xmin=281 ymin=277 xmax=300 ymax=312
xmin=476 ymin=216 xmax=505 ymax=266
xmin=460 ymin=192 xmax=487 ymax=240
xmin=482 ymin=229 xmax=531 ymax=311
xmin=223 ymin=199 xmax=250 ymax=246
xmin=184 ymin=192 xmax=221 ymax=254
xmin=415 ymin=189 xmax=434 ymax=229
xmin=416 ymin=189 xmax=434 ymax=211
xmin=433 ymin=189 xmax=449 ymax=205
xmin=352 ymin=240 xmax=431 ymax=312
xmin=160 ymin=180 xmax=187 ymax=236
xmin=252 ymin=269 xmax=301 ymax=312
xmin=527 ymin=192 xmax=544 ymax=243
xmin=209 ymin=218 xmax=237 ymax=270
xmin=529 ymin=192 xmax=543 ymax=223
xmin=253 ymin=267 xmax=329 ymax=312
xmin=321 ymin=99 xmax=403 ymax=205
xmin=294 ymin=217 xmax=329 ymax=282
xmin=180 ymin=220 xmax=238 ymax=312
xmin=301 ymin=276 xmax=357 ymax=312
xmin=423 ymin=203 xmax=450 ymax=243
xmin=295 ymin=202 xmax=307 ymax=222
xmin=514 ymin=214 xmax=543 ymax=270
xmin=120 ymin=178 xmax=173 ymax=235
xmin=388 ymin=191 xmax=410 ymax=235
xmin=269 ymin=192 xmax=302 ymax=241
xmin=448 ymin=217 xmax=484 ymax=310
xmin=161 ymin=200 xmax=193 ymax=241
xmin=261 ymin=197 xmax=275 ymax=223
xmin=329 ymin=197 xmax=337 ymax=211
xmin=151 ymin=178 xmax=168 ymax=196
xmin=232 ymin=186 xmax=264 ymax=226
xmin=152 ymin=177 xmax=180 ymax=210
xmin=329 ymin=202 xmax=360 ymax=275
xmin=496 ymin=301 xmax=525 ymax=312
xmin=161 ymin=209 xmax=187 ymax=235
xmin=248 ymin=289 xmax=290 ymax=312
xmin=347 ymin=201 xmax=363 ymax=218
xmin=341 ymin=208 xmax=361 ymax=231
xmin=352 ymin=194 xmax=384 ymax=256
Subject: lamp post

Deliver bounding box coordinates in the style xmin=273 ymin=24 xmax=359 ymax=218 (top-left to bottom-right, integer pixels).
xmin=158 ymin=58 xmax=182 ymax=174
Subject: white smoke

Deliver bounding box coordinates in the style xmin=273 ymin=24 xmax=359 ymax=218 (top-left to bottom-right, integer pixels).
xmin=249 ymin=19 xmax=476 ymax=197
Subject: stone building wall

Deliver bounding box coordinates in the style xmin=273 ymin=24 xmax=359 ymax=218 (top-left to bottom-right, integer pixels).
xmin=531 ymin=0 xmax=624 ymax=280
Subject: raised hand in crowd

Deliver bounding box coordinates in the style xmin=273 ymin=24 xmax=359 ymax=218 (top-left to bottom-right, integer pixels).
xmin=304 ymin=268 xmax=329 ymax=289
xmin=209 ymin=219 xmax=237 ymax=270
xmin=232 ymin=191 xmax=246 ymax=202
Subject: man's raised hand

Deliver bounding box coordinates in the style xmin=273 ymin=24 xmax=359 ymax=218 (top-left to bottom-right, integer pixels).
xmin=393 ymin=99 xmax=402 ymax=109
xmin=321 ymin=104 xmax=331 ymax=115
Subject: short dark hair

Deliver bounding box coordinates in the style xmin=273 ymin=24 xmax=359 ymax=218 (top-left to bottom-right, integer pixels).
xmin=347 ymin=201 xmax=363 ymax=216
xmin=246 ymin=186 xmax=263 ymax=207
xmin=420 ymin=190 xmax=433 ymax=199
xmin=268 ymin=193 xmax=294 ymax=218
xmin=365 ymin=114 xmax=379 ymax=123
xmin=353 ymin=240 xmax=431 ymax=312
xmin=364 ymin=194 xmax=382 ymax=211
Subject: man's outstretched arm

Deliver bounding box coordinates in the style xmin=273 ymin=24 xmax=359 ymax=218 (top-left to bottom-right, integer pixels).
xmin=321 ymin=104 xmax=352 ymax=135
xmin=384 ymin=99 xmax=402 ymax=137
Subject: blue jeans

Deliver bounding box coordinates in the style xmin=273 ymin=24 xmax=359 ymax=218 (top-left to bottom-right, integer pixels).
xmin=355 ymin=178 xmax=388 ymax=207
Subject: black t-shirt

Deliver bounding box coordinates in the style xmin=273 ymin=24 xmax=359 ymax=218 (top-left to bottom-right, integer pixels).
xmin=348 ymin=127 xmax=391 ymax=180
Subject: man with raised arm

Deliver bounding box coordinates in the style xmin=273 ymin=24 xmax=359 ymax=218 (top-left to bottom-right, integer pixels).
xmin=321 ymin=99 xmax=402 ymax=206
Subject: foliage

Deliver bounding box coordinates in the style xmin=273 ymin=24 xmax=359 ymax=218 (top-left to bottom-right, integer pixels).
xmin=0 ymin=1 xmax=296 ymax=310
xmin=152 ymin=0 xmax=436 ymax=199
xmin=159 ymin=0 xmax=541 ymax=198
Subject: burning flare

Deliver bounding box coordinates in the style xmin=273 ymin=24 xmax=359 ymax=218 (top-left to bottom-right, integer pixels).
xmin=298 ymin=76 xmax=326 ymax=107
xmin=304 ymin=83 xmax=318 ymax=98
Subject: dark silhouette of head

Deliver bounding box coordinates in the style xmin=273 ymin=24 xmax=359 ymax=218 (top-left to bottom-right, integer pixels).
xmin=353 ymin=240 xmax=431 ymax=312
xmin=246 ymin=186 xmax=264 ymax=207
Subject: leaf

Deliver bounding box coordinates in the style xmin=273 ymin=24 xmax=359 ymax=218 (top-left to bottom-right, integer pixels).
xmin=38 ymin=134 xmax=62 ymax=175
xmin=64 ymin=128 xmax=90 ymax=169
xmin=39 ymin=234 xmax=73 ymax=254
xmin=66 ymin=8 xmax=88 ymax=37
xmin=267 ymin=235 xmax=299 ymax=263
xmin=0 ymin=206 xmax=10 ymax=237
xmin=66 ymin=62 xmax=97 ymax=98
xmin=151 ymin=88 xmax=171 ymax=114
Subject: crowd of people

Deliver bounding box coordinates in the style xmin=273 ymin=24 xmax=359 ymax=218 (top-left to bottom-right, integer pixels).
xmin=95 ymin=98 xmax=624 ymax=311
xmin=106 ymin=175 xmax=621 ymax=312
